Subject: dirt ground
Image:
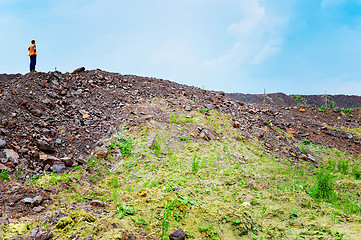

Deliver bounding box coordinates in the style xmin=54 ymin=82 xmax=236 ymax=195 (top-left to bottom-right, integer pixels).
xmin=1 ymin=69 xmax=361 ymax=239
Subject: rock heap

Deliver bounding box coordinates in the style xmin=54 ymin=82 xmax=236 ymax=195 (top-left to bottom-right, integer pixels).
xmin=0 ymin=68 xmax=360 ymax=180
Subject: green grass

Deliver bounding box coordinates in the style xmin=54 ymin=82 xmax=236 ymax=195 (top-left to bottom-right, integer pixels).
xmin=18 ymin=99 xmax=361 ymax=240
xmin=0 ymin=169 xmax=9 ymax=181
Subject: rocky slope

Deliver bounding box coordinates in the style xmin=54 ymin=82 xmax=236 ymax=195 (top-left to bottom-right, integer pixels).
xmin=227 ymin=92 xmax=361 ymax=108
xmin=0 ymin=69 xmax=361 ymax=239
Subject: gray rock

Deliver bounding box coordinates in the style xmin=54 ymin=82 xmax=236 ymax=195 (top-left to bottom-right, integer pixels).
xmin=37 ymin=140 xmax=55 ymax=153
xmin=33 ymin=206 xmax=45 ymax=213
xmin=0 ymin=217 xmax=9 ymax=225
xmin=185 ymin=106 xmax=192 ymax=111
xmin=23 ymin=198 xmax=34 ymax=204
xmin=169 ymin=229 xmax=186 ymax=240
xmin=0 ymin=128 xmax=9 ymax=135
xmin=28 ymin=226 xmax=40 ymax=238
xmin=0 ymin=139 xmax=6 ymax=148
xmin=53 ymin=72 xmax=62 ymax=80
xmin=33 ymin=195 xmax=44 ymax=206
xmin=3 ymin=149 xmax=19 ymax=164
xmin=7 ymin=237 xmax=24 ymax=240
xmin=50 ymin=161 xmax=66 ymax=173
xmin=200 ymin=128 xmax=215 ymax=141
xmin=308 ymin=154 xmax=316 ymax=162
xmin=11 ymin=186 xmax=20 ymax=192
xmin=84 ymin=120 xmax=94 ymax=125
xmin=35 ymin=231 xmax=53 ymax=240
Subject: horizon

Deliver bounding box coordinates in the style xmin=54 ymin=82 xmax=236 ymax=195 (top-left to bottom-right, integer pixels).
xmin=2 ymin=69 xmax=361 ymax=97
xmin=1 ymin=0 xmax=361 ymax=95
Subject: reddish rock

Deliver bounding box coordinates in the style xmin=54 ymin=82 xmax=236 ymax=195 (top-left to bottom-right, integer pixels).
xmin=73 ymin=67 xmax=85 ymax=74
xmin=233 ymin=121 xmax=241 ymax=128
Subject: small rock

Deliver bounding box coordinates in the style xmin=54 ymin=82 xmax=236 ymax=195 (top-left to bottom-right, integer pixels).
xmin=95 ymin=148 xmax=108 ymax=159
xmin=0 ymin=139 xmax=6 ymax=148
xmin=240 ymin=202 xmax=252 ymax=209
xmin=23 ymin=198 xmax=34 ymax=204
xmin=83 ymin=236 xmax=92 ymax=240
xmin=90 ymin=200 xmax=106 ymax=207
xmin=61 ymin=156 xmax=74 ymax=167
xmin=7 ymin=237 xmax=24 ymax=240
xmin=73 ymin=67 xmax=85 ymax=74
xmin=307 ymin=154 xmax=316 ymax=162
xmin=50 ymin=161 xmax=66 ymax=173
xmin=35 ymin=231 xmax=53 ymax=240
xmin=3 ymin=149 xmax=19 ymax=164
xmin=233 ymin=121 xmax=241 ymax=128
xmin=37 ymin=140 xmax=55 ymax=153
xmin=0 ymin=217 xmax=10 ymax=225
xmin=84 ymin=120 xmax=94 ymax=125
xmin=199 ymin=132 xmax=205 ymax=139
xmin=0 ymin=128 xmax=9 ymax=135
xmin=296 ymin=147 xmax=303 ymax=154
xmin=200 ymin=129 xmax=215 ymax=141
xmin=53 ymin=72 xmax=62 ymax=80
xmin=33 ymin=195 xmax=44 ymax=206
xmin=11 ymin=186 xmax=20 ymax=192
xmin=40 ymin=155 xmax=59 ymax=166
xmin=28 ymin=226 xmax=40 ymax=238
xmin=185 ymin=106 xmax=192 ymax=111
xmin=169 ymin=229 xmax=186 ymax=240
xmin=33 ymin=206 xmax=45 ymax=213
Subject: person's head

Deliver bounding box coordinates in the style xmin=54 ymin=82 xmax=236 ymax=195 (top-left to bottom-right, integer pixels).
xmin=31 ymin=40 xmax=35 ymax=44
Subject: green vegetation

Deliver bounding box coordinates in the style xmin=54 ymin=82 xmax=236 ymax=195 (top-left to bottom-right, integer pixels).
xmin=320 ymin=105 xmax=326 ymax=112
xmin=5 ymin=98 xmax=361 ymax=240
xmin=290 ymin=94 xmax=306 ymax=104
xmin=0 ymin=169 xmax=9 ymax=181
xmin=107 ymin=137 xmax=133 ymax=155
xmin=340 ymin=108 xmax=353 ymax=116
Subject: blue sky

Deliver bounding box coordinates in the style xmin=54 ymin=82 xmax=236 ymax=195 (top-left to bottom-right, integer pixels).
xmin=1 ymin=0 xmax=361 ymax=95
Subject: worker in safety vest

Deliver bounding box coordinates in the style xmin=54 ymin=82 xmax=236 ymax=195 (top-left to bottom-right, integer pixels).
xmin=28 ymin=40 xmax=37 ymax=72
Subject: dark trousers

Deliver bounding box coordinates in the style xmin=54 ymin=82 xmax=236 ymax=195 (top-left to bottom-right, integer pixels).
xmin=30 ymin=55 xmax=36 ymax=72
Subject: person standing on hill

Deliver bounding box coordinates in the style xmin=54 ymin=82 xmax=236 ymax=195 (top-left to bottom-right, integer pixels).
xmin=28 ymin=40 xmax=37 ymax=72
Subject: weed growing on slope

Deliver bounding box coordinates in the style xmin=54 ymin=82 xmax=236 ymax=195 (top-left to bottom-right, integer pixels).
xmin=191 ymin=154 xmax=200 ymax=173
xmin=108 ymin=137 xmax=133 ymax=155
xmin=290 ymin=94 xmax=306 ymax=104
xmin=352 ymin=166 xmax=361 ymax=180
xmin=0 ymin=169 xmax=10 ymax=181
xmin=200 ymin=225 xmax=218 ymax=240
xmin=310 ymin=168 xmax=335 ymax=202
xmin=337 ymin=159 xmax=349 ymax=175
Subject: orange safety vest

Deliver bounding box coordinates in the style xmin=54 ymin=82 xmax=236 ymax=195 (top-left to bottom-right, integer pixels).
xmin=28 ymin=44 xmax=37 ymax=56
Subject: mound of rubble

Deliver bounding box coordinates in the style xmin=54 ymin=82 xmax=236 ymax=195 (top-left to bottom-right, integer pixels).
xmin=1 ymin=68 xmax=360 ymax=180
xmin=227 ymin=92 xmax=361 ymax=108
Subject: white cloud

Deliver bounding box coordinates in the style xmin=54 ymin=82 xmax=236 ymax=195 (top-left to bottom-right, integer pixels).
xmin=201 ymin=0 xmax=288 ymax=71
